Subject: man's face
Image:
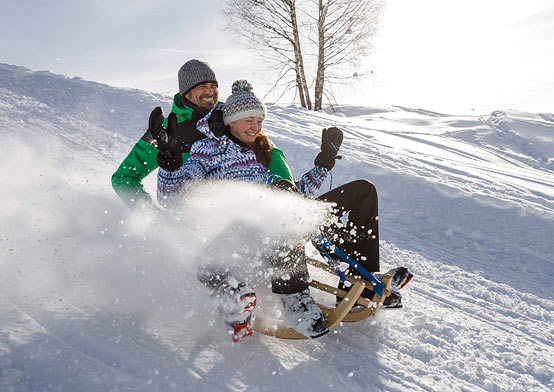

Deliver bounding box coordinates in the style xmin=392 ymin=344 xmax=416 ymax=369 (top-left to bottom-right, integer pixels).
xmin=185 ymin=82 xmax=219 ymax=109
xmin=228 ymin=117 xmax=264 ymax=144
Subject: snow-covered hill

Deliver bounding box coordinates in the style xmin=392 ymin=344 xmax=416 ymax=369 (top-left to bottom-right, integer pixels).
xmin=1 ymin=63 xmax=553 ymax=392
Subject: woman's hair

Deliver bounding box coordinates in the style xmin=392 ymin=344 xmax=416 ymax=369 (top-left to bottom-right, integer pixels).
xmin=249 ymin=131 xmax=272 ymax=167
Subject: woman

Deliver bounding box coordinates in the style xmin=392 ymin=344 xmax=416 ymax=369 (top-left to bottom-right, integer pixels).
xmin=156 ymin=80 xmax=330 ymax=341
xmin=156 ymin=81 xmax=328 ymax=200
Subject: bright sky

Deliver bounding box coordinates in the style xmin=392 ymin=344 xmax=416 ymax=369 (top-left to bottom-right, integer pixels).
xmin=1 ymin=0 xmax=553 ymax=113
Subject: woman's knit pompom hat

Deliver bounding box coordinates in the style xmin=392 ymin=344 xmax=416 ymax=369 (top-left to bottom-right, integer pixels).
xmin=223 ymin=80 xmax=266 ymax=125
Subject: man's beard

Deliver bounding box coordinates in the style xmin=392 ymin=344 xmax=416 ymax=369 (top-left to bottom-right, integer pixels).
xmin=199 ymin=94 xmax=216 ymax=108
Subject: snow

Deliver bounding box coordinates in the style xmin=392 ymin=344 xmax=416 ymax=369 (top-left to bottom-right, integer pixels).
xmin=1 ymin=63 xmax=553 ymax=391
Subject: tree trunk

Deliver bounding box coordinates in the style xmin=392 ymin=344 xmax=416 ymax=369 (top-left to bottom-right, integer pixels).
xmin=289 ymin=1 xmax=312 ymax=110
xmin=314 ymin=0 xmax=329 ymax=111
xmin=295 ymin=63 xmax=307 ymax=109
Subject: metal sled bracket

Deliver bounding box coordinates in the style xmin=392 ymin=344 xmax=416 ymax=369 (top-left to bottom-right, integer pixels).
xmin=313 ymin=236 xmax=386 ymax=298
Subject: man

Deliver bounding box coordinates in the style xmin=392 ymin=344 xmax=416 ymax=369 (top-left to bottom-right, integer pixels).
xmin=111 ymin=59 xmax=221 ymax=208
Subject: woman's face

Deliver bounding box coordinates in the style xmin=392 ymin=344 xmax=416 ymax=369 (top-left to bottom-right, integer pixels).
xmin=228 ymin=117 xmax=264 ymax=144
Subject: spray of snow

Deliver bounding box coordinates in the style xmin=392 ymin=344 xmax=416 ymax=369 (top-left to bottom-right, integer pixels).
xmin=0 ymin=138 xmax=330 ymax=328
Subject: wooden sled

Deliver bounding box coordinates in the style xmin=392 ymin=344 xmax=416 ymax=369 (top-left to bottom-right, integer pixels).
xmin=252 ymin=258 xmax=393 ymax=339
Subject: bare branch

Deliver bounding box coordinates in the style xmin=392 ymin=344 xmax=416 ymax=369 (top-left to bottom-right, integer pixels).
xmin=221 ymin=0 xmax=383 ymax=111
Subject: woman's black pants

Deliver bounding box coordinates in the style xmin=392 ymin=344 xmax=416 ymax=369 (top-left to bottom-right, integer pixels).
xmin=317 ymin=179 xmax=380 ymax=273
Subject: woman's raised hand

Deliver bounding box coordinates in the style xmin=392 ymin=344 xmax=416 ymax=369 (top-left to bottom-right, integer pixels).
xmin=314 ymin=127 xmax=343 ymax=170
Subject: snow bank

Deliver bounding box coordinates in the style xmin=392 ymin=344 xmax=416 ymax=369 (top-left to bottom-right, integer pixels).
xmin=1 ymin=64 xmax=553 ymax=392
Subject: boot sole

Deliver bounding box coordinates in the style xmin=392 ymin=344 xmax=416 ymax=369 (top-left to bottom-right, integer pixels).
xmin=382 ymin=303 xmax=403 ymax=309
xmin=309 ymin=328 xmax=330 ymax=339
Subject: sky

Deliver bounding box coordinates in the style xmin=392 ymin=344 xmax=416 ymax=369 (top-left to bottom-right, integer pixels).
xmin=1 ymin=0 xmax=553 ymax=113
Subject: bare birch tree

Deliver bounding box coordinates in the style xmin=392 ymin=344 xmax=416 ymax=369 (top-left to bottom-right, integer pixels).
xmin=222 ymin=0 xmax=312 ymax=109
xmin=221 ymin=0 xmax=382 ymax=111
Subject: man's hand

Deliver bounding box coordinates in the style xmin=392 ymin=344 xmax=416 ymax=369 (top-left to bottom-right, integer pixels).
xmin=314 ymin=127 xmax=343 ymax=170
xmin=148 ymin=106 xmax=165 ymax=145
xmin=152 ymin=110 xmax=183 ymax=171
xmin=148 ymin=107 xmax=176 ymax=152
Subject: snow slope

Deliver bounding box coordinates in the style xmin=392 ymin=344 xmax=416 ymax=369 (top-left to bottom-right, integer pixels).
xmin=1 ymin=63 xmax=553 ymax=392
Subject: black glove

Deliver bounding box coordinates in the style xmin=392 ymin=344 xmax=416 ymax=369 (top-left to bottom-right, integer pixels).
xmin=146 ymin=106 xmax=164 ymax=143
xmin=150 ymin=109 xmax=183 ymax=171
xmin=314 ymin=127 xmax=343 ymax=170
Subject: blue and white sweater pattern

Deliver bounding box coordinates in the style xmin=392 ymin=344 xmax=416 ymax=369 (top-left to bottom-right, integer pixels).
xmin=157 ymin=106 xmax=329 ymax=203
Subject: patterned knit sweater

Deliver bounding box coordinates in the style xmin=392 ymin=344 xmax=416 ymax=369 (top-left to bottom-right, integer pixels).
xmin=157 ymin=107 xmax=329 ymax=204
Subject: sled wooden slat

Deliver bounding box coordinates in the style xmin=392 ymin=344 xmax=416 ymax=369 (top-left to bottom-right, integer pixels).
xmin=306 ymin=258 xmax=337 ymax=274
xmin=339 ymin=274 xmax=393 ymax=322
xmin=252 ymin=316 xmax=307 ymax=340
xmin=325 ymin=281 xmax=365 ymax=328
xmin=308 ymin=280 xmax=372 ymax=308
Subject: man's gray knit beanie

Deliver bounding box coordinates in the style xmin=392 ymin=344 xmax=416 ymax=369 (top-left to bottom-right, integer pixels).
xmin=178 ymin=59 xmax=217 ymax=96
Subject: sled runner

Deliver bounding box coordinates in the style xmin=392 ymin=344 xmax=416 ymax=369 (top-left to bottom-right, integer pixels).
xmin=253 ymin=237 xmax=393 ymax=339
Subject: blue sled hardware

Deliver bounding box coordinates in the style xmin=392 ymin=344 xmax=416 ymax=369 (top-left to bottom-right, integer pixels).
xmin=313 ymin=235 xmax=385 ymax=298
